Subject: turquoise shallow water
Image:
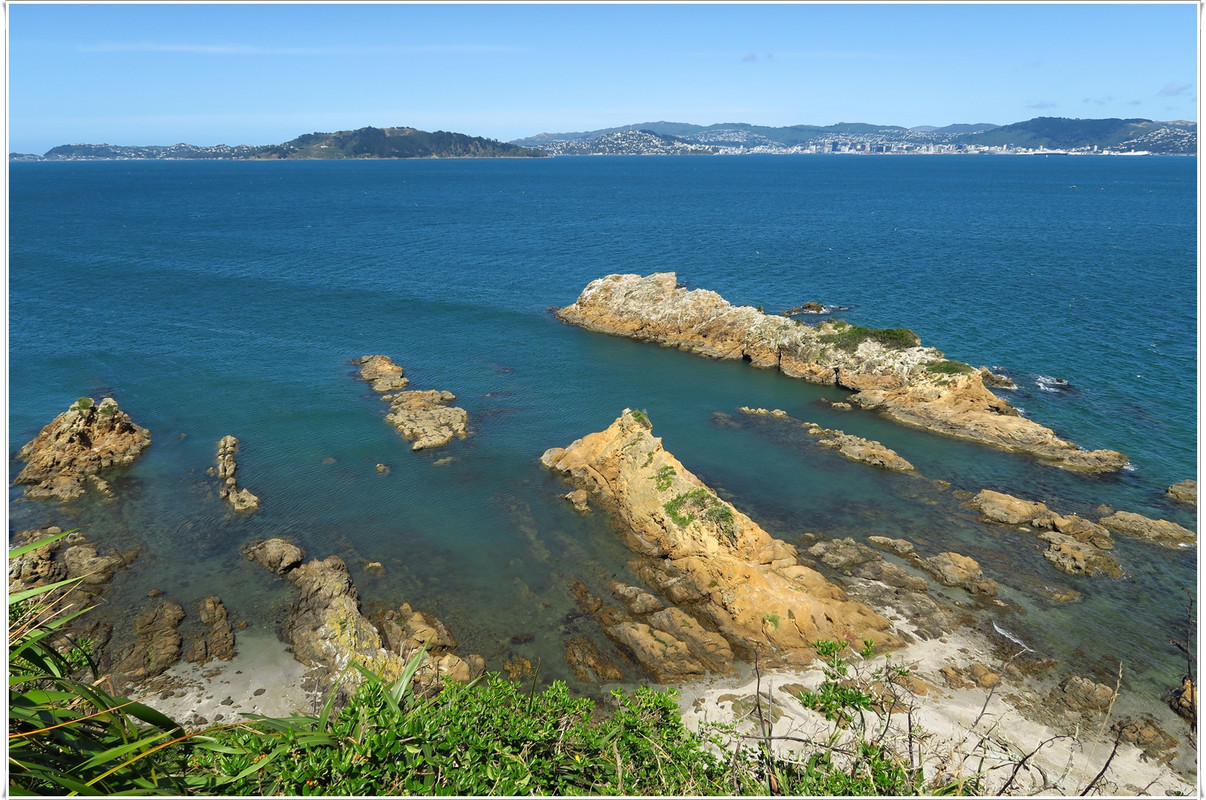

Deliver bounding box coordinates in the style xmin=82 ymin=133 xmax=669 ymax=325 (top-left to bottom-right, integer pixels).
xmin=8 ymin=156 xmax=1197 ymax=719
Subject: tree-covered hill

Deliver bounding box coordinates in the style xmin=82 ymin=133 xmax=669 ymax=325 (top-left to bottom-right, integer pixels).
xmin=250 ymin=126 xmax=546 ymax=159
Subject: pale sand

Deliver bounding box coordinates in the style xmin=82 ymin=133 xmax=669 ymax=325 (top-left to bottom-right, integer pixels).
xmin=676 ymin=629 xmax=1198 ymax=797
xmin=134 ymin=628 xmax=322 ymax=728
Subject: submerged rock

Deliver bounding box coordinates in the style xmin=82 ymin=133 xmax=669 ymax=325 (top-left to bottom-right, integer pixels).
xmin=543 ymin=409 xmax=904 ymax=671
xmin=969 ymin=489 xmax=1122 ymax=578
xmin=554 ymin=273 xmax=1127 ymax=472
xmin=15 ymin=397 xmax=151 ymax=501
xmin=1099 ymin=510 xmax=1196 ymax=548
xmin=1166 ymin=480 xmax=1197 ymax=506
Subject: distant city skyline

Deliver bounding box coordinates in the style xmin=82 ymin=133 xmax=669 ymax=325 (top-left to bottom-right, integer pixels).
xmin=7 ymin=2 xmax=1199 ymax=155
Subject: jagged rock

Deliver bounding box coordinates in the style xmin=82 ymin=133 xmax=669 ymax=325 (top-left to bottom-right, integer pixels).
xmin=918 ymin=552 xmax=997 ymax=596
xmin=7 ymin=527 xmax=71 ymax=590
xmin=808 ymin=538 xmax=930 ymax=592
xmin=978 ymin=366 xmax=1017 ymax=389
xmin=1115 ymin=716 xmax=1180 ymax=764
xmin=1098 ymin=511 xmax=1196 ymax=548
xmin=1168 ymin=677 xmax=1196 ymax=724
xmin=115 ymin=600 xmax=185 ymax=682
xmin=563 ymin=489 xmax=591 ymax=514
xmin=647 ymin=607 xmax=733 ymax=671
xmin=215 ymin=436 xmax=260 ymax=512
xmin=554 ymin=273 xmax=1127 ymax=472
xmin=383 ymin=390 xmax=468 ymax=450
xmin=1036 ymin=531 xmax=1123 ymax=578
xmin=61 ymin=544 xmax=139 ymax=586
xmin=802 ymin=421 xmax=916 ymax=472
xmin=186 ymin=596 xmax=236 ymax=664
xmin=355 ymin=354 xmax=411 ymax=393
xmin=357 ymin=355 xmax=468 ymax=451
xmin=543 ymin=409 xmax=904 ymax=669
xmin=968 ymin=489 xmax=1061 ymax=527
xmin=242 ymin=537 xmax=305 ymax=575
xmin=372 ymin=603 xmax=459 ymax=654
xmin=604 ymin=621 xmax=705 ymax=682
xmin=740 ymin=407 xmax=915 ymax=471
xmin=15 ymin=397 xmax=151 ymax=501
xmin=565 ymin=636 xmax=625 ymax=683
xmin=1052 ymin=675 xmax=1115 ymax=713
xmin=244 ymin=551 xmax=481 ymax=698
xmin=610 ymin=582 xmax=666 ymax=615
xmin=1166 ymin=480 xmax=1197 ymax=506
xmin=866 ymin=536 xmax=915 ymax=558
xmin=970 ymin=489 xmax=1122 ymax=577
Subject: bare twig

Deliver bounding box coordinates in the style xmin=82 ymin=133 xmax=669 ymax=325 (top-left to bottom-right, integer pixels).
xmin=1079 ymin=732 xmax=1122 ymax=796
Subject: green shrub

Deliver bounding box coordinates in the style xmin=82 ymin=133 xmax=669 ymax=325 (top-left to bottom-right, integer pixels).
xmin=629 ymin=409 xmax=652 ymax=429
xmin=652 ymin=465 xmax=677 ymax=491
xmin=664 ymin=488 xmax=737 ymax=543
xmin=819 ymin=324 xmax=920 ymax=352
xmin=924 ymin=359 xmax=974 ymax=375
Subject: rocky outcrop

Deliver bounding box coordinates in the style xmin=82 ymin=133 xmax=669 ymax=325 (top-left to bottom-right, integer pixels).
xmin=356 ymin=355 xmax=468 ymax=451
xmin=554 ymin=273 xmax=1127 ymax=472
xmin=244 ymin=537 xmax=483 ymax=696
xmin=113 ymin=600 xmax=185 ymax=683
xmin=242 ymin=537 xmax=305 ymax=574
xmin=212 ymin=435 xmax=260 ymax=512
xmin=356 ymin=354 xmax=411 ymax=393
xmin=740 ymin=407 xmax=916 ymax=472
xmin=1168 ymin=677 xmax=1197 ymax=725
xmin=185 ymin=596 xmax=236 ymax=664
xmin=918 ymin=552 xmax=998 ymax=597
xmin=15 ymin=397 xmax=151 ymax=500
xmin=1098 ymin=510 xmax=1196 ymax=549
xmin=542 ymin=410 xmax=903 ymax=670
xmin=8 ymin=526 xmax=139 ymax=592
xmin=569 ymin=580 xmax=732 ymax=682
xmin=1166 ymin=480 xmax=1197 ymax=506
xmin=968 ymin=490 xmax=1122 ymax=578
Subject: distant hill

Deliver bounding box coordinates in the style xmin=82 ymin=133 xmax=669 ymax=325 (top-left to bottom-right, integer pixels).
xmin=512 ymin=117 xmax=1194 ymax=155
xmin=19 ymin=126 xmax=547 ymax=161
xmin=964 ymin=117 xmax=1195 ymax=152
xmin=251 ymin=126 xmax=545 ymax=160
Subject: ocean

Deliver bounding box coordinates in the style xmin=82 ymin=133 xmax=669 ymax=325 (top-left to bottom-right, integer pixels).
xmin=8 ymin=154 xmax=1197 ymax=726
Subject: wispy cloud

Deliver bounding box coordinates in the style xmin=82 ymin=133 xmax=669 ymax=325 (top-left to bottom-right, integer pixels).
xmin=1082 ymin=95 xmax=1113 ymax=106
xmin=1027 ymin=100 xmax=1058 ymax=110
xmin=1158 ymin=82 xmax=1192 ymax=97
xmin=1127 ymin=99 xmax=1142 ymax=106
xmin=77 ymin=42 xmax=521 ymax=56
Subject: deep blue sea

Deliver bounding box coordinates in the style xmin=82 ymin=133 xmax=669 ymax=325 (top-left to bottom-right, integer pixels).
xmin=8 ymin=155 xmax=1198 ymax=725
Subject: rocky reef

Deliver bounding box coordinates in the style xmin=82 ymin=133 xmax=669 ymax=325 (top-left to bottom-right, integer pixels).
xmin=15 ymin=397 xmax=151 ymax=500
xmin=554 ymin=273 xmax=1127 ymax=472
xmin=243 ymin=538 xmax=484 ymax=696
xmin=1165 ymin=480 xmax=1197 ymax=506
xmin=739 ymin=407 xmax=915 ymax=472
xmin=968 ymin=489 xmax=1123 ymax=578
xmin=542 ymin=409 xmax=904 ymax=673
xmin=355 ymin=355 xmax=468 ymax=450
xmin=1098 ymin=510 xmax=1196 ymax=549
xmin=211 ymin=435 xmax=260 ymax=512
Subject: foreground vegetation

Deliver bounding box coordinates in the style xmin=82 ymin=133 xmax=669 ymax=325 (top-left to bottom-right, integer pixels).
xmin=9 ymin=534 xmax=1184 ymax=796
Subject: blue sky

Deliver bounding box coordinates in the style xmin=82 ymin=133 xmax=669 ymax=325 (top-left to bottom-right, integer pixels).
xmin=6 ymin=2 xmax=1199 ymax=153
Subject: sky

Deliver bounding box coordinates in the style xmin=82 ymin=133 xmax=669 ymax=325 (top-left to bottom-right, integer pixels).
xmin=5 ymin=2 xmax=1200 ymax=153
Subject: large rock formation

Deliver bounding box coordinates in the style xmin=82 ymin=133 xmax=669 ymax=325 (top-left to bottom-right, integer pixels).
xmin=184 ymin=596 xmax=237 ymax=664
xmin=242 ymin=538 xmax=483 ymax=696
xmin=554 ymin=273 xmax=1127 ymax=472
xmin=740 ymin=407 xmax=916 ymax=472
xmin=542 ymin=409 xmax=904 ymax=670
xmin=355 ymin=355 xmax=468 ymax=451
xmin=968 ymin=490 xmax=1122 ymax=578
xmin=15 ymin=397 xmax=151 ymax=500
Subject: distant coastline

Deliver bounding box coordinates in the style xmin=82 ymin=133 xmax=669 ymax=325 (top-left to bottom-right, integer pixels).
xmin=10 ymin=115 xmax=1196 ymax=161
